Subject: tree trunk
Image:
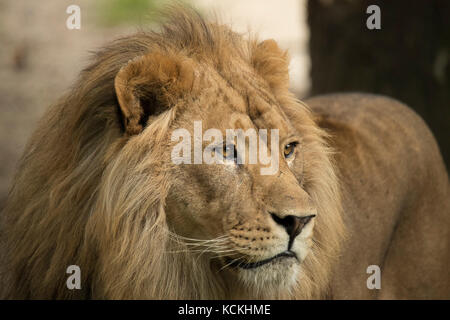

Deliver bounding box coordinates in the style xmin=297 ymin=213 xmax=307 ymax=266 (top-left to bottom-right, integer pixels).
xmin=307 ymin=0 xmax=450 ymax=170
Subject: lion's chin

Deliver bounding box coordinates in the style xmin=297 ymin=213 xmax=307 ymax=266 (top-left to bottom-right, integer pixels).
xmin=227 ymin=254 xmax=301 ymax=294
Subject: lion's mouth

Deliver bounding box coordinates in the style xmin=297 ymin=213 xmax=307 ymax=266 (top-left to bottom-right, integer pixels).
xmin=226 ymin=251 xmax=297 ymax=270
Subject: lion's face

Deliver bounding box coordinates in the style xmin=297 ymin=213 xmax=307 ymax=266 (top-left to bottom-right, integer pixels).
xmin=162 ymin=66 xmax=317 ymax=290
xmin=110 ymin=29 xmax=340 ymax=298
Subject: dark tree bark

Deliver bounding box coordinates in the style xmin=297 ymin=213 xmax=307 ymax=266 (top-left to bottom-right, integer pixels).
xmin=307 ymin=0 xmax=450 ymax=170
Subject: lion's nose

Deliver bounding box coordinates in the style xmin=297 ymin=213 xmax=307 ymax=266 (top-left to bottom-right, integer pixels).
xmin=270 ymin=213 xmax=316 ymax=245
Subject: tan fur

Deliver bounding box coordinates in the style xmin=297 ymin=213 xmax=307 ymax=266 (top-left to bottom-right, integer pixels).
xmin=308 ymin=94 xmax=450 ymax=299
xmin=0 ymin=8 xmax=447 ymax=300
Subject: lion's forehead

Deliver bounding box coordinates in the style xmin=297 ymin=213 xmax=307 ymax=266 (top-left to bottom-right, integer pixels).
xmin=195 ymin=70 xmax=292 ymax=136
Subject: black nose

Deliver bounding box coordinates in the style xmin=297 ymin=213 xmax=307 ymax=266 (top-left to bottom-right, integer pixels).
xmin=270 ymin=213 xmax=316 ymax=245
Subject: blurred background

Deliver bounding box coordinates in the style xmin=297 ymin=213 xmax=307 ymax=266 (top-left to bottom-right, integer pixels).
xmin=0 ymin=0 xmax=449 ymax=209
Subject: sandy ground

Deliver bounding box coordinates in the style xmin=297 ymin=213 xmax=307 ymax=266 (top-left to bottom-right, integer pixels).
xmin=0 ymin=0 xmax=308 ymax=208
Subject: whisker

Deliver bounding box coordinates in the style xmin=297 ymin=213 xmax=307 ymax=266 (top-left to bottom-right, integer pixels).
xmin=167 ymin=234 xmax=230 ymax=248
xmin=167 ymin=247 xmax=236 ymax=254
xmin=219 ymin=256 xmax=245 ymax=272
xmin=210 ymin=251 xmax=239 ymax=260
xmin=167 ymin=232 xmax=229 ymax=242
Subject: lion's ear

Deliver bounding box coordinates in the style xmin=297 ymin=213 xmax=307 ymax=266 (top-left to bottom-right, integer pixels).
xmin=251 ymin=39 xmax=290 ymax=93
xmin=114 ymin=51 xmax=195 ymax=135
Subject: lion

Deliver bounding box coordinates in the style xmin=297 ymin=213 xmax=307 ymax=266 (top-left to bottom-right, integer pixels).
xmin=0 ymin=8 xmax=449 ymax=299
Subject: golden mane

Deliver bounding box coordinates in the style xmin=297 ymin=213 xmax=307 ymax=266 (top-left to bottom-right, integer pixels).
xmin=0 ymin=7 xmax=344 ymax=299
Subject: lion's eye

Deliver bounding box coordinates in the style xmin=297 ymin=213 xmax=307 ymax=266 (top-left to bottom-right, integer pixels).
xmin=284 ymin=142 xmax=298 ymax=158
xmin=222 ymin=144 xmax=238 ymax=162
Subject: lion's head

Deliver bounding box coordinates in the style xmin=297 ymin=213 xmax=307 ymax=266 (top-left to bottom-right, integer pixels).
xmin=0 ymin=8 xmax=345 ymax=299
